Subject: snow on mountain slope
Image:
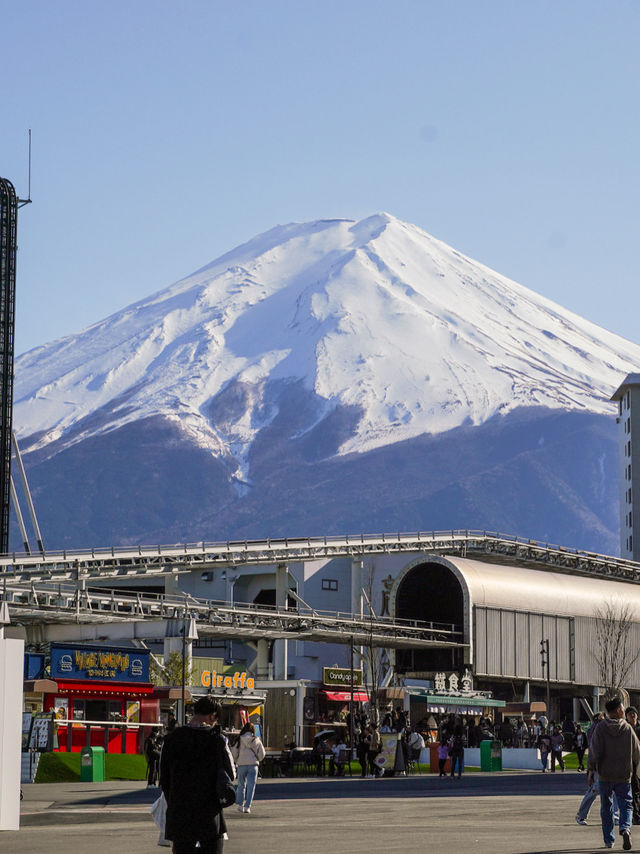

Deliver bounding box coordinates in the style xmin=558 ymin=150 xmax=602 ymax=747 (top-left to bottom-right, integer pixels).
xmin=13 ymin=213 xmax=640 ymax=476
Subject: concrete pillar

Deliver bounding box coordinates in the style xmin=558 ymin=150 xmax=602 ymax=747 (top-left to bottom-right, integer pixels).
xmin=256 ymin=640 xmax=270 ymax=680
xmin=351 ymin=559 xmax=365 ymax=672
xmin=351 ymin=558 xmax=363 ymax=618
xmin=573 ymin=696 xmax=581 ymax=722
xmin=274 ymin=563 xmax=289 ymax=679
xmin=0 ymin=635 xmax=24 ymax=830
xmin=523 ymin=681 xmax=530 ymax=702
xmin=275 ymin=563 xmax=289 ymax=608
xmin=165 ymin=573 xmax=180 ymax=596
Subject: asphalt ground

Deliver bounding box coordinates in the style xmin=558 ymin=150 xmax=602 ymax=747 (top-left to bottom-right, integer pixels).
xmin=2 ymin=770 xmax=632 ymax=854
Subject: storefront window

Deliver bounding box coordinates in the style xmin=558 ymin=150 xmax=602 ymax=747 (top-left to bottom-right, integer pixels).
xmin=72 ymin=700 xmax=85 ymax=720
xmin=82 ymin=700 xmax=122 ymax=723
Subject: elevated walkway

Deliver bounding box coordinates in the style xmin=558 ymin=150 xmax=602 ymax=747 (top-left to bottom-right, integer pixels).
xmin=2 ymin=579 xmax=465 ymax=648
xmin=0 ymin=529 xmax=638 ymax=584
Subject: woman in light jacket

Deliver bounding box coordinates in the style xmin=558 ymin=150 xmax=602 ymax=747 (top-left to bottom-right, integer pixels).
xmin=234 ymin=722 xmax=265 ymax=814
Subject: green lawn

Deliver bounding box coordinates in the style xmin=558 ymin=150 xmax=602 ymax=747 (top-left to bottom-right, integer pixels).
xmin=34 ymin=752 xmax=148 ymax=783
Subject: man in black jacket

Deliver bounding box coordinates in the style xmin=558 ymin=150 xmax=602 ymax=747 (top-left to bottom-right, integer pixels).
xmin=144 ymin=727 xmax=163 ymax=787
xmin=160 ymin=697 xmax=236 ymax=854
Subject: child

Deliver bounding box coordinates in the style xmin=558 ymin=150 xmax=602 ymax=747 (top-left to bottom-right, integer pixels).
xmin=437 ymin=741 xmax=449 ymax=777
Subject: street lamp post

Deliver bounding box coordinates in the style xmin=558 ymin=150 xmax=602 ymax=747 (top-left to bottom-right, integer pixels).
xmin=180 ymin=614 xmax=199 ymax=725
xmin=540 ymin=638 xmax=551 ymax=720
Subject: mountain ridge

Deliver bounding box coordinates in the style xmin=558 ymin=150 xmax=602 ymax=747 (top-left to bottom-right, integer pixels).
xmin=14 ymin=213 xmax=640 ymax=471
xmin=11 ymin=212 xmax=637 ymax=554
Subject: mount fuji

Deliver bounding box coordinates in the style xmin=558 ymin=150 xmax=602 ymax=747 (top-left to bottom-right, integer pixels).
xmin=12 ymin=213 xmax=640 ymax=553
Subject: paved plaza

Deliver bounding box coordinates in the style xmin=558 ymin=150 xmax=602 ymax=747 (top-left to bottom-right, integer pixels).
xmin=4 ymin=771 xmax=628 ymax=854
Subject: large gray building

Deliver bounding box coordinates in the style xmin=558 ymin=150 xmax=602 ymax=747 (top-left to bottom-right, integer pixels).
xmin=612 ymin=373 xmax=640 ymax=561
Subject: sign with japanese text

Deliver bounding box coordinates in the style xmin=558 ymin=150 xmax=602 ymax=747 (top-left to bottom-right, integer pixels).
xmin=50 ymin=644 xmax=150 ymax=682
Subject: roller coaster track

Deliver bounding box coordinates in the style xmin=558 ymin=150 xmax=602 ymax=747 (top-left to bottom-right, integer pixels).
xmin=0 ymin=529 xmax=638 ymax=584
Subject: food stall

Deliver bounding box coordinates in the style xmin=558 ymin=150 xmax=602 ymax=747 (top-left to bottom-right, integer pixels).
xmin=190 ymin=667 xmax=266 ymax=739
xmin=40 ymin=643 xmax=157 ymax=753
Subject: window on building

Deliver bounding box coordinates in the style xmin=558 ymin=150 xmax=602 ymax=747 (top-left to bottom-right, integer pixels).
xmin=629 ymin=440 xmax=632 ymax=457
xmin=322 ymin=579 xmax=338 ymax=591
xmin=628 ymin=417 xmax=632 ymax=434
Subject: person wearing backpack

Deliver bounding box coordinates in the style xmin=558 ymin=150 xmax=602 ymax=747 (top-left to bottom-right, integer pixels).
xmin=160 ymin=696 xmax=235 ymax=854
xmin=448 ymin=725 xmax=466 ymax=779
xmin=234 ymin=722 xmax=266 ymax=814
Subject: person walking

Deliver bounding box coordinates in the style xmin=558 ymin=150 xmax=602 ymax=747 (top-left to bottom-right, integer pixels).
xmin=356 ymin=726 xmax=369 ymax=777
xmin=574 ymin=724 xmax=587 ymax=772
xmin=588 ymin=696 xmax=640 ymax=850
xmin=625 ymin=707 xmax=640 ymax=825
xmin=576 ymin=712 xmax=606 ymax=826
xmin=233 ymin=722 xmax=265 ymax=814
xmin=160 ymin=696 xmax=235 ymax=854
xmin=561 ymin=714 xmax=576 ymax=752
xmin=537 ymin=727 xmax=552 ymax=773
xmin=449 ymin=725 xmax=466 ymax=779
xmin=437 ymin=740 xmax=449 ymax=777
xmin=550 ymin=725 xmax=565 ymax=772
xmin=367 ymin=724 xmax=381 ymax=778
xmin=144 ymin=726 xmax=163 ymax=787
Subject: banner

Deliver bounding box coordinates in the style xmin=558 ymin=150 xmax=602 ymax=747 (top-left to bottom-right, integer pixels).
xmin=375 ymin=733 xmax=401 ymax=772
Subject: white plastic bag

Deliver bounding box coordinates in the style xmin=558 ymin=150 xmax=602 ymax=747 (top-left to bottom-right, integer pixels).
xmin=149 ymin=792 xmax=171 ymax=848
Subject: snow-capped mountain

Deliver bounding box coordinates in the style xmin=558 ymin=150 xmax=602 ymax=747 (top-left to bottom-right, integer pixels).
xmin=12 ymin=213 xmax=640 ymax=552
xmin=14 ymin=214 xmax=640 ymax=471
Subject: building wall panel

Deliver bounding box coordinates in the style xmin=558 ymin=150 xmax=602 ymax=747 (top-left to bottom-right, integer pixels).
xmin=500 ymin=610 xmax=516 ymax=677
xmin=474 ymin=606 xmax=573 ymax=682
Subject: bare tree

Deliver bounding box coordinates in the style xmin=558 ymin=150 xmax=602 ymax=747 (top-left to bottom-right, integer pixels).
xmin=361 ymin=562 xmax=385 ymax=724
xmin=592 ymin=599 xmax=640 ymax=701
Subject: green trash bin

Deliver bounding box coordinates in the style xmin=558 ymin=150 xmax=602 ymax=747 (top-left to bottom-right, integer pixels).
xmin=480 ymin=739 xmax=502 ymax=772
xmin=80 ymin=746 xmax=105 ymax=782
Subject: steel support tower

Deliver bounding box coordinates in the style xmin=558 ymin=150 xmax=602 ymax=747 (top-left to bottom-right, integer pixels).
xmin=0 ymin=179 xmax=18 ymax=554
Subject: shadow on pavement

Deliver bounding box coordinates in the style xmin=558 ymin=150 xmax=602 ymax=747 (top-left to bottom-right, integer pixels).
xmin=51 ymin=772 xmax=587 ymax=807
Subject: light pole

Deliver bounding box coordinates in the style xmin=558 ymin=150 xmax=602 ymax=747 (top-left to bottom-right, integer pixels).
xmin=180 ymin=614 xmax=199 ymax=725
xmin=540 ymin=638 xmax=551 ymax=720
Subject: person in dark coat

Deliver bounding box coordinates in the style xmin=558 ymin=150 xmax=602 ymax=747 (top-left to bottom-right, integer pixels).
xmin=160 ymin=696 xmax=235 ymax=854
xmin=144 ymin=726 xmax=163 ymax=787
xmin=626 ymin=706 xmax=640 ymax=825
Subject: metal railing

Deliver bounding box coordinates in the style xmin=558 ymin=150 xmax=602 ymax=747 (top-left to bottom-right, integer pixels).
xmin=0 ymin=529 xmax=639 ymax=584
xmin=3 ymin=579 xmax=465 ymax=648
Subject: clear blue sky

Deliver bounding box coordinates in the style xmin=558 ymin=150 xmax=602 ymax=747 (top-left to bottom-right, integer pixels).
xmin=3 ymin=0 xmax=639 ymax=355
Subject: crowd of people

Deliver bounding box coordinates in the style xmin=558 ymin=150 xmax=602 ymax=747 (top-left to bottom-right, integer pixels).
xmin=149 ymin=697 xmax=640 ymax=852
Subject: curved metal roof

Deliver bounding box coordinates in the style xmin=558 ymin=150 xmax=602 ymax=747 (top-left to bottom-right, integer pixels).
xmin=421 ymin=555 xmax=640 ymax=619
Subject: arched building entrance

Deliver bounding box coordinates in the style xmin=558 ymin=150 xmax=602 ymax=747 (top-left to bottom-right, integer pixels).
xmin=395 ymin=561 xmax=466 ymax=674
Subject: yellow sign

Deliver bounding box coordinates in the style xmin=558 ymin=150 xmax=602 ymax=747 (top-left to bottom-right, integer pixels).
xmin=201 ymin=670 xmax=255 ymax=690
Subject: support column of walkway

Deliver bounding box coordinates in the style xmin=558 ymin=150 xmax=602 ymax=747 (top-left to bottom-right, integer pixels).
xmin=274 ymin=563 xmax=289 ymax=679
xmin=351 ymin=558 xmax=364 ymax=673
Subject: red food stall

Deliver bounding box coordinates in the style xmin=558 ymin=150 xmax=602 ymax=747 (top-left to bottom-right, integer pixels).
xmin=42 ymin=643 xmax=157 ymax=754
